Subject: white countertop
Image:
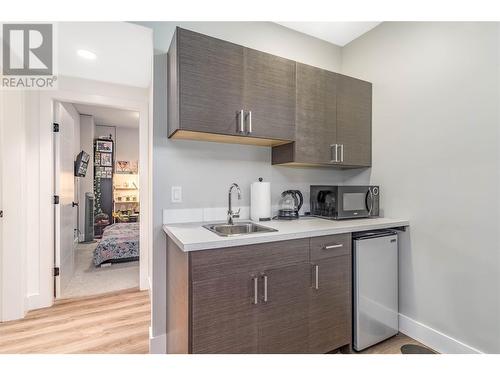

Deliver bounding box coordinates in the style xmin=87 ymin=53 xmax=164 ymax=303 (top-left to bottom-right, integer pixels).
xmin=163 ymin=216 xmax=409 ymax=252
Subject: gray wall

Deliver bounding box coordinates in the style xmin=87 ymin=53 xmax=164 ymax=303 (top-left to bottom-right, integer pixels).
xmin=142 ymin=21 xmax=347 ymax=348
xmin=341 ymin=22 xmax=500 ymax=353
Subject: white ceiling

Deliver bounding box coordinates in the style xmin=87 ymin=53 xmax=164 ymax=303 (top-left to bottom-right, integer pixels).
xmin=58 ymin=22 xmax=153 ymax=88
xmin=275 ymin=22 xmax=381 ymax=47
xmin=74 ymin=103 xmax=140 ymax=128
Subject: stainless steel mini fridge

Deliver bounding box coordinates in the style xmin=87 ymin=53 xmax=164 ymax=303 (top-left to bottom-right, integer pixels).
xmin=353 ymin=229 xmax=399 ymax=351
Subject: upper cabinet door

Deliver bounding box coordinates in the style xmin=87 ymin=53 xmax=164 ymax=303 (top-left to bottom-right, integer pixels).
xmin=176 ymin=28 xmax=244 ymax=136
xmin=294 ymin=63 xmax=338 ymax=164
xmin=336 ymin=74 xmax=372 ymax=167
xmin=243 ymin=49 xmax=296 ymax=141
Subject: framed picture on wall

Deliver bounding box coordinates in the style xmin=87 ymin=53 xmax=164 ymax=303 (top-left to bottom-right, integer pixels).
xmin=101 ymin=153 xmax=112 ymax=167
xmin=95 ymin=152 xmax=101 ymax=165
xmin=96 ymin=140 xmax=113 ymax=153
xmin=116 ymin=160 xmax=130 ymax=173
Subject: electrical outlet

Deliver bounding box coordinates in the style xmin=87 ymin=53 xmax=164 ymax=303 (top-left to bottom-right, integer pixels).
xmin=171 ymin=186 xmax=182 ymax=203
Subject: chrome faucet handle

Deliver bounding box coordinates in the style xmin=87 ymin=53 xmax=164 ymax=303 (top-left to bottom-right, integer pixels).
xmin=233 ymin=208 xmax=240 ymax=218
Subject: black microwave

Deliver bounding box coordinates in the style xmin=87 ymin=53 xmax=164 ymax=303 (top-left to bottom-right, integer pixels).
xmin=310 ymin=185 xmax=380 ymax=220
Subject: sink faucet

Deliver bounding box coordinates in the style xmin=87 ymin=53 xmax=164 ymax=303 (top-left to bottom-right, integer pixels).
xmin=227 ymin=183 xmax=241 ymax=225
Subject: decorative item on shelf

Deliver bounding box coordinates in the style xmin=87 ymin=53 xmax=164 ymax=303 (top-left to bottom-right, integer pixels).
xmin=116 ymin=196 xmax=122 ymax=202
xmin=126 ymin=196 xmax=131 ymax=202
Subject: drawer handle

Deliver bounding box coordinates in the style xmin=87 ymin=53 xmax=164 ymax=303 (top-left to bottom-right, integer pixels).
xmin=253 ymin=276 xmax=259 ymax=305
xmin=262 ymin=274 xmax=268 ymax=303
xmin=324 ymin=243 xmax=343 ymax=250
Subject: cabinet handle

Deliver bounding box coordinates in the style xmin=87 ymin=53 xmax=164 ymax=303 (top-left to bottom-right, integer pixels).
xmin=239 ymin=110 xmax=245 ymax=133
xmin=324 ymin=243 xmax=343 ymax=250
xmin=340 ymin=144 xmax=344 ymax=163
xmin=314 ymin=265 xmax=319 ymax=290
xmin=246 ymin=110 xmax=252 ymax=134
xmin=263 ymin=274 xmax=268 ymax=302
xmin=330 ymin=144 xmax=339 ymax=163
xmin=253 ymin=276 xmax=259 ymax=305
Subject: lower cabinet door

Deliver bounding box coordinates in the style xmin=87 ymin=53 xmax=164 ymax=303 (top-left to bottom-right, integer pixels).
xmin=191 ymin=272 xmax=259 ymax=353
xmin=308 ymin=254 xmax=352 ymax=353
xmin=257 ymin=263 xmax=310 ymax=353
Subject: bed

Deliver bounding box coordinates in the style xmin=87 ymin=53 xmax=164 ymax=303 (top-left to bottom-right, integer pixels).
xmin=93 ymin=223 xmax=139 ymax=266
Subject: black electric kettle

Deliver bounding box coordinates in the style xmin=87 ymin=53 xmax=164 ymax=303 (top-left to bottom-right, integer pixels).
xmin=277 ymin=190 xmax=303 ymax=220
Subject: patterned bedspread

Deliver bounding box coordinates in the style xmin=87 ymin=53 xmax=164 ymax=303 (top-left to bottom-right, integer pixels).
xmin=93 ymin=223 xmax=140 ymax=266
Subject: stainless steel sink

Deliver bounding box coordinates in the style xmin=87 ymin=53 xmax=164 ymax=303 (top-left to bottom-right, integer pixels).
xmin=203 ymin=221 xmax=277 ymax=237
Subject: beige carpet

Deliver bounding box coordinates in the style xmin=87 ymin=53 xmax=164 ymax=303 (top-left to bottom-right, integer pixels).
xmin=61 ymin=242 xmax=139 ymax=298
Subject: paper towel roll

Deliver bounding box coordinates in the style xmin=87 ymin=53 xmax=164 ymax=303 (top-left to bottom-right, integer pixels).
xmin=251 ymin=179 xmax=271 ymax=222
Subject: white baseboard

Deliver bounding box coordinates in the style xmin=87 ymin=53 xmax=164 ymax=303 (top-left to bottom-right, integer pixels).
xmin=399 ymin=313 xmax=483 ymax=354
xmin=149 ymin=327 xmax=167 ymax=354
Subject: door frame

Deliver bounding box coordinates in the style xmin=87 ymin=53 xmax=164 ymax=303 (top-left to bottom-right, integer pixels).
xmin=39 ymin=88 xmax=151 ymax=307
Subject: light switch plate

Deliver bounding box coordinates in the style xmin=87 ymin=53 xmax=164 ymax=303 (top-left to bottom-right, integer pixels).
xmin=171 ymin=186 xmax=182 ymax=203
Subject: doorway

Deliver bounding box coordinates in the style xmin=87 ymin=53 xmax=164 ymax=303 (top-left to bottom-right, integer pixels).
xmin=54 ymin=101 xmax=142 ymax=299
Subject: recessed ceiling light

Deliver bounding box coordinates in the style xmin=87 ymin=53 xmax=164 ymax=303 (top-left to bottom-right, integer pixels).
xmin=77 ymin=49 xmax=97 ymax=60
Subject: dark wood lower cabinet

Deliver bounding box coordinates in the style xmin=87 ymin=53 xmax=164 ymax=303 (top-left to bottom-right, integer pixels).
xmin=191 ymin=273 xmax=258 ymax=353
xmin=258 ymin=263 xmax=310 ymax=353
xmin=308 ymin=254 xmax=352 ymax=353
xmin=167 ymin=234 xmax=352 ymax=354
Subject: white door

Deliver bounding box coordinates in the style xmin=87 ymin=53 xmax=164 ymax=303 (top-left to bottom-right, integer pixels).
xmin=54 ymin=101 xmax=78 ymax=298
xmin=0 ymin=92 xmax=4 ymax=321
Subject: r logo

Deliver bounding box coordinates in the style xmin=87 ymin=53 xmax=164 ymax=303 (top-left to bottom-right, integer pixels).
xmin=2 ymin=24 xmax=53 ymax=76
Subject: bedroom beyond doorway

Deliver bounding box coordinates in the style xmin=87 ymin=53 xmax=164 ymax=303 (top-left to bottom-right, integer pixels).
xmin=55 ymin=101 xmax=141 ymax=299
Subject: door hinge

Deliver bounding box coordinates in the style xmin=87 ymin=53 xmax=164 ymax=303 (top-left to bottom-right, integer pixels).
xmin=54 ymin=195 xmax=60 ymax=204
xmin=54 ymin=267 xmax=60 ymax=277
xmin=0 ymin=210 xmax=3 ymax=218
xmin=53 ymin=123 xmax=59 ymax=132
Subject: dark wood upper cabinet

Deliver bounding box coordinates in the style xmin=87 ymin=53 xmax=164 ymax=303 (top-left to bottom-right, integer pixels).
xmin=272 ymin=67 xmax=372 ymax=168
xmin=167 ymin=27 xmax=372 ymax=167
xmin=170 ymin=28 xmax=244 ymax=137
xmin=168 ymin=27 xmax=294 ymax=146
xmin=336 ymin=74 xmax=372 ymax=167
xmin=272 ymin=63 xmax=338 ymax=166
xmin=243 ymin=49 xmax=296 ymax=141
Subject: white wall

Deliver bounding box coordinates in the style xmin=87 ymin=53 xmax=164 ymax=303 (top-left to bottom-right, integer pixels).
xmin=95 ymin=125 xmax=140 ymax=163
xmin=0 ymin=91 xmax=28 ymax=321
xmin=116 ymin=127 xmax=140 ymax=163
xmin=79 ymin=115 xmax=95 ymax=238
xmin=142 ymin=21 xmax=346 ymax=353
xmin=341 ymin=22 xmax=500 ymax=353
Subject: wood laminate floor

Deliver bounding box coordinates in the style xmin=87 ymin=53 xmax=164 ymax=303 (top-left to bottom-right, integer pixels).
xmin=0 ymin=288 xmax=150 ymax=354
xmin=0 ymin=287 xmax=432 ymax=355
xmin=358 ymin=333 xmax=436 ymax=354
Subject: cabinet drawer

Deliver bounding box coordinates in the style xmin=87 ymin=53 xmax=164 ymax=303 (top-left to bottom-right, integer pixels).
xmin=310 ymin=233 xmax=351 ymax=261
xmin=190 ymin=238 xmax=309 ymax=282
